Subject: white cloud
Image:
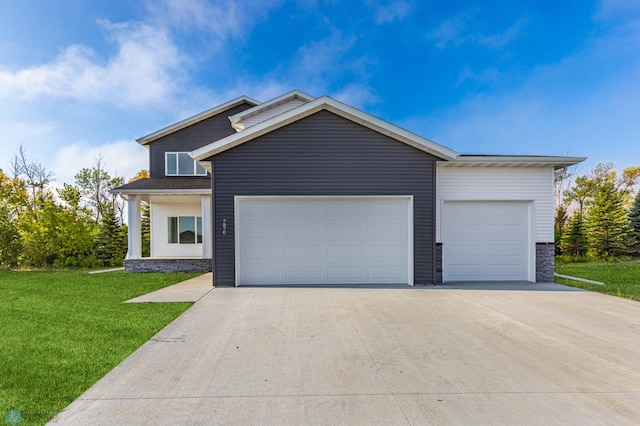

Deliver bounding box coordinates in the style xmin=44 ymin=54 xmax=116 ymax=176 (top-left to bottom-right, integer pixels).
xmin=0 ymin=20 xmax=183 ymax=108
xmin=331 ymin=83 xmax=378 ymax=109
xmin=596 ymin=0 xmax=640 ymax=18
xmin=53 ymin=140 xmax=148 ymax=185
xmin=146 ymin=0 xmax=280 ymax=49
xmin=374 ymin=1 xmax=411 ymax=24
xmin=146 ymin=0 xmax=243 ymax=40
xmin=426 ymin=11 xmax=526 ymax=50
xmin=474 ymin=18 xmax=528 ymax=49
xmin=426 ymin=13 xmax=470 ymax=49
xmin=216 ymin=31 xmax=378 ymax=109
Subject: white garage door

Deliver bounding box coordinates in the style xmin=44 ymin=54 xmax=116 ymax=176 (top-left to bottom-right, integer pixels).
xmin=236 ymin=197 xmax=412 ymax=285
xmin=443 ymin=201 xmax=532 ymax=282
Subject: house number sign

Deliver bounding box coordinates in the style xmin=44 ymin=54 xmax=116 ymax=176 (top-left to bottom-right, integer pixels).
xmin=222 ymin=219 xmax=227 ymax=235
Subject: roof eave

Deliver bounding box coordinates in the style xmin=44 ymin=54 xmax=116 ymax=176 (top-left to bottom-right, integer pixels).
xmin=437 ymin=156 xmax=587 ymax=169
xmin=110 ymin=188 xmax=211 ymax=196
xmin=136 ymin=96 xmax=261 ymax=145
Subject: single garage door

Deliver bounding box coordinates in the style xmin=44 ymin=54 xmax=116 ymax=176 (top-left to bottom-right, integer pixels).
xmin=443 ymin=201 xmax=532 ymax=282
xmin=236 ymin=197 xmax=412 ymax=285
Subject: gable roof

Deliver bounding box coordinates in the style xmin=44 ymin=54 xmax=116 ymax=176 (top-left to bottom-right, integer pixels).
xmin=228 ymin=90 xmax=314 ymax=132
xmin=136 ymin=96 xmax=260 ymax=146
xmin=192 ymin=96 xmax=460 ymax=163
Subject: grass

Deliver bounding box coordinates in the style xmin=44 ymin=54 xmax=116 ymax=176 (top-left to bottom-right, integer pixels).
xmin=555 ymin=260 xmax=640 ymax=301
xmin=0 ymin=270 xmax=198 ymax=425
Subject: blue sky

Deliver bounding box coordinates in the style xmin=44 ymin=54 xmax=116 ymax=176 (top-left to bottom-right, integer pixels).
xmin=1 ymin=0 xmax=639 ymax=184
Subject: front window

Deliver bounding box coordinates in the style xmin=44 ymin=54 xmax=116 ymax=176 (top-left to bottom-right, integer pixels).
xmin=168 ymin=216 xmax=203 ymax=244
xmin=165 ymin=152 xmax=206 ymax=176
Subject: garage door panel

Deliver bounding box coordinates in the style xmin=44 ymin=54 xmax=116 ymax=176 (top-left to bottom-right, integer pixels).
xmin=443 ymin=201 xmax=531 ymax=282
xmin=285 ymin=266 xmax=323 ymax=281
xmin=237 ymin=197 xmax=411 ymax=285
xmin=368 ymin=244 xmax=406 ymax=259
xmin=327 ymin=203 xmax=366 ymax=218
xmin=286 ymin=245 xmax=323 ymax=259
xmin=369 ymin=266 xmax=407 ymax=280
xmin=327 ymin=266 xmax=364 ymax=280
xmin=327 ymin=223 xmax=365 ymax=239
xmin=285 ymin=222 xmax=323 ymax=239
xmin=374 ymin=201 xmax=407 ymax=216
xmin=368 ymin=223 xmax=407 ymax=239
xmin=242 ymin=244 xmax=281 ymax=260
xmin=243 ymin=265 xmax=281 ymax=282
xmin=488 ymin=243 xmax=525 ymax=256
xmin=286 ymin=202 xmax=323 ymax=216
xmin=242 ymin=221 xmax=280 ymax=238
xmin=327 ymin=244 xmax=364 ymax=260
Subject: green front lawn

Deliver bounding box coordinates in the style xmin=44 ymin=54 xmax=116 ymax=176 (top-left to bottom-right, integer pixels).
xmin=555 ymin=260 xmax=640 ymax=301
xmin=0 ymin=270 xmax=197 ymax=425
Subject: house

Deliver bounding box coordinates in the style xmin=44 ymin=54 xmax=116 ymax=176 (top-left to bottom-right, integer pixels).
xmin=112 ymin=90 xmax=584 ymax=286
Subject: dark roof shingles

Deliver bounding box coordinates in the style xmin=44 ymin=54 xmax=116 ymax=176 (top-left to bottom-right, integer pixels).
xmin=113 ymin=177 xmax=211 ymax=192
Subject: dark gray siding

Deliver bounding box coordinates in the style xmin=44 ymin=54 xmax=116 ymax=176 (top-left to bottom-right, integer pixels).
xmin=210 ymin=110 xmax=438 ymax=285
xmin=148 ymin=102 xmax=255 ymax=178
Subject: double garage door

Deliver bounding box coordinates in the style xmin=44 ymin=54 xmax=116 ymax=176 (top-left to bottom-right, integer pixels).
xmin=236 ymin=197 xmax=412 ymax=286
xmin=442 ymin=201 xmax=533 ymax=282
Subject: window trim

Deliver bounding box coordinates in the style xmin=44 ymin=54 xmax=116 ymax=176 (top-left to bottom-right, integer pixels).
xmin=165 ymin=152 xmax=207 ymax=176
xmin=168 ymin=215 xmax=203 ymax=244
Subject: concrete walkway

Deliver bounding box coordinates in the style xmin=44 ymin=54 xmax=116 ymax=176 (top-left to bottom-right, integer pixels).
xmin=125 ymin=273 xmax=214 ymax=303
xmin=53 ymin=284 xmax=640 ymax=425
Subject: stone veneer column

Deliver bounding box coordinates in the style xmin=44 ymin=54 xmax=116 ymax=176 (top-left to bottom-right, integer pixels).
xmin=536 ymin=243 xmax=555 ymax=282
xmin=126 ymin=195 xmax=142 ymax=260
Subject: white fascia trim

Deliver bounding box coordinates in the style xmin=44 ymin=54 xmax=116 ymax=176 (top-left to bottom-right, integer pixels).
xmin=228 ymin=90 xmax=315 ymax=132
xmin=193 ymin=96 xmax=459 ymax=161
xmin=137 ymin=96 xmax=261 ymax=145
xmin=112 ymin=189 xmax=210 ymax=198
xmin=437 ymin=156 xmax=587 ymax=169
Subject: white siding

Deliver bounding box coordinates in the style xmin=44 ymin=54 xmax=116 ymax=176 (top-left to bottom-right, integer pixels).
xmin=151 ymin=202 xmax=203 ymax=257
xmin=240 ymin=98 xmax=308 ymax=130
xmin=436 ymin=167 xmax=554 ymax=243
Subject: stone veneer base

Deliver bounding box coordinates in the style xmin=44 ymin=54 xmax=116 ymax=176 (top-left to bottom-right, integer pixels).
xmin=125 ymin=258 xmax=212 ymax=273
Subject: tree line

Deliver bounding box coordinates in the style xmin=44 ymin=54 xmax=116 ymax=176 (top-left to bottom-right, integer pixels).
xmin=555 ymin=163 xmax=640 ymax=261
xmin=0 ymin=146 xmax=148 ymax=268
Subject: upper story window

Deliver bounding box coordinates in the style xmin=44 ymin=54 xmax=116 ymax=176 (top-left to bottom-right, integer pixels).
xmin=165 ymin=152 xmax=207 ymax=176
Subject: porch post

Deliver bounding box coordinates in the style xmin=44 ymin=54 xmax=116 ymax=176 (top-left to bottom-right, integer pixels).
xmin=126 ymin=195 xmax=142 ymax=260
xmin=201 ymin=195 xmax=212 ymax=259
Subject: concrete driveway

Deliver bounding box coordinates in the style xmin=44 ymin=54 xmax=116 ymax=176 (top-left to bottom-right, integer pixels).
xmin=53 ymin=284 xmax=640 ymax=425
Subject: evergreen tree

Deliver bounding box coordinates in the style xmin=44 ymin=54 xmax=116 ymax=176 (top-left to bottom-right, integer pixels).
xmin=560 ymin=211 xmax=588 ymax=256
xmin=627 ymin=192 xmax=640 ymax=256
xmin=585 ymin=179 xmax=634 ymax=258
xmin=95 ymin=204 xmax=126 ymax=266
xmin=554 ymin=204 xmax=569 ymax=254
xmin=141 ymin=202 xmax=151 ymax=257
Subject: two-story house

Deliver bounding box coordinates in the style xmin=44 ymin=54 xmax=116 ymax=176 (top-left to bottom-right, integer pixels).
xmin=112 ymin=90 xmax=584 ymax=286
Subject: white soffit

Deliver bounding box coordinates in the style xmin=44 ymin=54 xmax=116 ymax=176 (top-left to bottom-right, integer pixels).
xmin=228 ymin=90 xmax=315 ymax=132
xmin=192 ymin=96 xmax=459 ymax=161
xmin=437 ymin=155 xmax=587 ymax=169
xmin=137 ymin=96 xmax=261 ymax=145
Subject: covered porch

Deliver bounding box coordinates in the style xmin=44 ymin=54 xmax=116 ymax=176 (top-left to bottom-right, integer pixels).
xmin=112 ymin=178 xmax=213 ymax=273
